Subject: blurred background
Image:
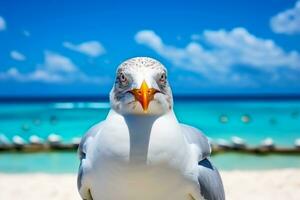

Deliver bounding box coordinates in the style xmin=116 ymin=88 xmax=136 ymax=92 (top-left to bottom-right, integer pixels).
xmin=0 ymin=0 xmax=300 ymax=173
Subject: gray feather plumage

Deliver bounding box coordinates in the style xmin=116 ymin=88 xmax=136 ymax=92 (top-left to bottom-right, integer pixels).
xmin=180 ymin=124 xmax=211 ymax=160
xmin=78 ymin=122 xmax=104 ymax=160
xmin=181 ymin=124 xmax=225 ymax=200
xmin=198 ymin=159 xmax=225 ymax=200
xmin=77 ymin=122 xmax=104 ymax=199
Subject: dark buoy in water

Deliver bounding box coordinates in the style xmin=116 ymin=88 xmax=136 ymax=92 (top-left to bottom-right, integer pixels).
xmin=219 ymin=114 xmax=229 ymax=123
xmin=50 ymin=115 xmax=58 ymax=125
xmin=241 ymin=114 xmax=251 ymax=123
xmin=33 ymin=118 xmax=41 ymax=126
xmin=269 ymin=118 xmax=277 ymax=125
xmin=291 ymin=111 xmax=299 ymax=119
xmin=21 ymin=124 xmax=30 ymax=132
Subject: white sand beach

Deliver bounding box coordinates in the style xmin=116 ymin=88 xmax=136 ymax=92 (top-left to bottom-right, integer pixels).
xmin=1 ymin=169 xmax=299 ymax=200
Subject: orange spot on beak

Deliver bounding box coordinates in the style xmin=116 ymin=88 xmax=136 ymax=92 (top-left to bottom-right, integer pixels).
xmin=129 ymin=80 xmax=158 ymax=112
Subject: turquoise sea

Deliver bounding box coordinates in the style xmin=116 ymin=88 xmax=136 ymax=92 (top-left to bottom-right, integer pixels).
xmin=0 ymin=99 xmax=300 ymax=173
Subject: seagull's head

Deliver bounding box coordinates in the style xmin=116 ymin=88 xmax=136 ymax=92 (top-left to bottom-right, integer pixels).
xmin=110 ymin=57 xmax=173 ymax=116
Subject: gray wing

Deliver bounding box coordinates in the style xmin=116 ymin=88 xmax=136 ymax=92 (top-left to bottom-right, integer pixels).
xmin=78 ymin=122 xmax=104 ymax=161
xmin=77 ymin=122 xmax=104 ymax=200
xmin=180 ymin=124 xmax=225 ymax=200
xmin=180 ymin=124 xmax=211 ymax=160
xmin=198 ymin=158 xmax=225 ymax=200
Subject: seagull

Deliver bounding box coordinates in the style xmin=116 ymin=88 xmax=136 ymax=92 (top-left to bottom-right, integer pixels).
xmin=77 ymin=57 xmax=225 ymax=200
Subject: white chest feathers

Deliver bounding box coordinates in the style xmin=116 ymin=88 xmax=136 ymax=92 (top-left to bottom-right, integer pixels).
xmin=83 ymin=111 xmax=201 ymax=200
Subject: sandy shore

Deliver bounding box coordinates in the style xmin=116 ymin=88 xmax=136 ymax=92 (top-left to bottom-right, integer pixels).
xmin=1 ymin=169 xmax=299 ymax=200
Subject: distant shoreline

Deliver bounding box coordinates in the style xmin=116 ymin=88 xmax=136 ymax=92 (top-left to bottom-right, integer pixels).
xmin=1 ymin=94 xmax=300 ymax=103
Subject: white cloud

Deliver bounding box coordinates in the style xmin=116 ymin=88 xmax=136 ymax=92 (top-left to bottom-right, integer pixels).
xmin=270 ymin=1 xmax=300 ymax=34
xmin=41 ymin=51 xmax=77 ymax=73
xmin=135 ymin=28 xmax=300 ymax=79
xmin=0 ymin=68 xmax=65 ymax=83
xmin=0 ymin=67 xmax=109 ymax=84
xmin=10 ymin=51 xmax=26 ymax=61
xmin=136 ymin=30 xmax=229 ymax=75
xmin=0 ymin=16 xmax=6 ymax=31
xmin=202 ymin=28 xmax=300 ymax=70
xmin=135 ymin=30 xmax=163 ymax=50
xmin=0 ymin=51 xmax=111 ymax=84
xmin=63 ymin=41 xmax=105 ymax=57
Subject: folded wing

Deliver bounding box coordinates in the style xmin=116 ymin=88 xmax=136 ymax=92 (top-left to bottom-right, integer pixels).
xmin=77 ymin=122 xmax=104 ymax=200
xmin=180 ymin=124 xmax=225 ymax=200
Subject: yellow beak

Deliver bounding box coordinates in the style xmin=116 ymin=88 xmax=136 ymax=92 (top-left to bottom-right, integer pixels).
xmin=129 ymin=80 xmax=158 ymax=112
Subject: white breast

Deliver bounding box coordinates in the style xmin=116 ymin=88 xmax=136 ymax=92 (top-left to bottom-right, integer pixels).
xmin=84 ymin=111 xmax=200 ymax=200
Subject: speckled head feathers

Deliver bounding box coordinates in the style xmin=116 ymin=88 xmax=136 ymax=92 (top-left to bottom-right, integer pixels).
xmin=117 ymin=57 xmax=166 ymax=73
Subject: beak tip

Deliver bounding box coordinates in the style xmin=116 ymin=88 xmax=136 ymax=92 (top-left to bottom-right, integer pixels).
xmin=142 ymin=106 xmax=149 ymax=112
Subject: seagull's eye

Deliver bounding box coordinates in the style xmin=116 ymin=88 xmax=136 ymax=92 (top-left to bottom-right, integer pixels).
xmin=120 ymin=73 xmax=127 ymax=82
xmin=159 ymin=73 xmax=167 ymax=83
xmin=117 ymin=72 xmax=129 ymax=87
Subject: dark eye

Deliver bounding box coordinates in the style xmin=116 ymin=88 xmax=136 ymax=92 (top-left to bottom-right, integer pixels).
xmin=117 ymin=72 xmax=129 ymax=88
xmin=160 ymin=73 xmax=167 ymax=83
xmin=119 ymin=73 xmax=127 ymax=82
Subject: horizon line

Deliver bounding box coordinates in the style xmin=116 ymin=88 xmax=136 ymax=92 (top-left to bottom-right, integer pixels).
xmin=1 ymin=94 xmax=300 ymax=103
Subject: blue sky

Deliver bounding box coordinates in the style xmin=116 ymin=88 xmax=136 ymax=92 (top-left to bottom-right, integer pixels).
xmin=0 ymin=0 xmax=300 ymax=96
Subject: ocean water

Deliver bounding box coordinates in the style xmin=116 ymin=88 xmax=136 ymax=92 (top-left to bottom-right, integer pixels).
xmin=0 ymin=100 xmax=300 ymax=172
